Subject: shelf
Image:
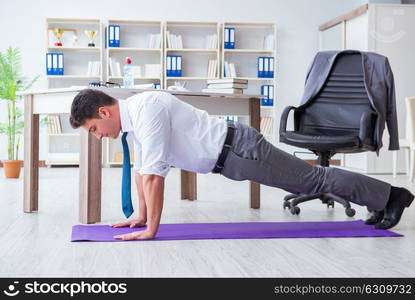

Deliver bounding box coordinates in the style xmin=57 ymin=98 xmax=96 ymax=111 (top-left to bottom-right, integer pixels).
xmin=48 ymin=47 xmax=100 ymax=51
xmin=108 ymin=20 xmax=161 ymax=25
xmin=47 ymin=75 xmax=101 ymax=79
xmin=108 ymin=47 xmax=162 ymax=52
xmin=166 ymin=48 xmax=218 ymax=53
xmin=224 ymin=22 xmax=275 ymax=27
xmin=166 ymin=21 xmax=218 ymax=26
xmin=224 ymin=49 xmax=274 ymax=53
xmin=47 ymin=18 xmax=100 ymax=24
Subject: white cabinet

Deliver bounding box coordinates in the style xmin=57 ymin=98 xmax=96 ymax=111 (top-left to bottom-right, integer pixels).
xmin=319 ymin=4 xmax=415 ymax=174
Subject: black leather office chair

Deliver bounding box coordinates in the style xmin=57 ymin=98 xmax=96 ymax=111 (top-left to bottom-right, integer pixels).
xmin=279 ymin=52 xmax=378 ymax=217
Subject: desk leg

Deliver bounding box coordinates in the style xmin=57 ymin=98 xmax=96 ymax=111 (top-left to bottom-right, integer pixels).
xmin=249 ymin=97 xmax=261 ymax=209
xmin=181 ymin=170 xmax=197 ymax=200
xmin=79 ymin=130 xmax=102 ymax=224
xmin=23 ymin=95 xmax=39 ymax=212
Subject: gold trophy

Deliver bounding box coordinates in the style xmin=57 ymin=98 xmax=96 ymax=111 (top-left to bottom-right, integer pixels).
xmin=49 ymin=28 xmax=77 ymax=47
xmin=85 ymin=30 xmax=97 ymax=47
xmin=51 ymin=28 xmax=64 ymax=46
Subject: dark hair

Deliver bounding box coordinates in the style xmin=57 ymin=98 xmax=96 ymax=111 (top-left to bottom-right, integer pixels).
xmin=69 ymin=89 xmax=116 ymax=129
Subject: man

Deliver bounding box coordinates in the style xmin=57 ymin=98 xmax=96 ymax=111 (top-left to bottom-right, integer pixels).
xmin=69 ymin=89 xmax=414 ymax=240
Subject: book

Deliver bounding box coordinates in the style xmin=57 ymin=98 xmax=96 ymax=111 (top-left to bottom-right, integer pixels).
xmin=224 ymin=61 xmax=230 ymax=77
xmin=202 ymin=88 xmax=243 ymax=94
xmin=207 ymin=78 xmax=248 ymax=84
xmin=229 ymin=63 xmax=237 ymax=78
xmin=207 ymin=59 xmax=217 ymax=78
xmin=55 ymin=115 xmax=62 ymax=134
xmin=207 ymin=82 xmax=247 ymax=89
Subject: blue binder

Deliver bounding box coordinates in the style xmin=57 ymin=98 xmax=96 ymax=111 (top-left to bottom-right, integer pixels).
xmin=176 ymin=55 xmax=182 ymax=77
xmin=258 ymin=57 xmax=264 ymax=78
xmin=172 ymin=56 xmax=177 ymax=77
xmin=108 ymin=25 xmax=120 ymax=47
xmin=269 ymin=57 xmax=274 ymax=78
xmin=52 ymin=53 xmax=58 ymax=75
xmin=224 ymin=27 xmax=229 ymax=49
xmin=229 ymin=27 xmax=235 ymax=49
xmin=166 ymin=55 xmax=172 ymax=76
xmin=58 ymin=53 xmax=64 ymax=75
xmin=261 ymin=84 xmax=274 ymax=106
xmin=224 ymin=27 xmax=235 ymax=49
xmin=46 ymin=53 xmax=52 ymax=75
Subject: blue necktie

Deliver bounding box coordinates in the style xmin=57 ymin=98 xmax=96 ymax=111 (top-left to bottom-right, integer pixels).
xmin=121 ymin=132 xmax=134 ymax=218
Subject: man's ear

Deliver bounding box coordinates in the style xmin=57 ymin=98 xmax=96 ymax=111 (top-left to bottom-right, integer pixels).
xmin=98 ymin=106 xmax=111 ymax=119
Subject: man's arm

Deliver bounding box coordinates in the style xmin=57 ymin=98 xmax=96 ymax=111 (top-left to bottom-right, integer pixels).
xmin=142 ymin=174 xmax=165 ymax=236
xmin=136 ymin=173 xmax=147 ymax=222
xmin=114 ymin=174 xmax=164 ymax=240
xmin=110 ymin=173 xmax=147 ymax=228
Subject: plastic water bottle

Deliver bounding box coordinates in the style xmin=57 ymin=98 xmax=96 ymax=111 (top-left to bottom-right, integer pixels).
xmin=123 ymin=57 xmax=134 ymax=88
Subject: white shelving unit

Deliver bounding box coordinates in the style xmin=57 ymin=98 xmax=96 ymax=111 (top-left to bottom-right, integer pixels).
xmin=222 ymin=22 xmax=277 ymax=142
xmin=106 ymin=20 xmax=163 ymax=88
xmin=104 ymin=20 xmax=163 ymax=166
xmin=45 ymin=18 xmax=103 ymax=165
xmin=43 ymin=18 xmax=277 ymax=166
xmin=164 ymin=21 xmax=221 ymax=92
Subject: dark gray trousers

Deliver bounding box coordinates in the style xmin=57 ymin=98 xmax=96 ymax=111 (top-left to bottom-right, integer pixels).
xmin=219 ymin=122 xmax=390 ymax=211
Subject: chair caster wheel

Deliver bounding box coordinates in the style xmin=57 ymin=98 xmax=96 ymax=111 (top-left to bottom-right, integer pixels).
xmin=345 ymin=207 xmax=356 ymax=217
xmin=327 ymin=200 xmax=334 ymax=208
xmin=283 ymin=201 xmax=291 ymax=209
xmin=290 ymin=206 xmax=300 ymax=215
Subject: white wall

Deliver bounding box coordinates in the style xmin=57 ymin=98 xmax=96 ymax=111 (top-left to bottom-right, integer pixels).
xmin=0 ymin=0 xmax=365 ymax=160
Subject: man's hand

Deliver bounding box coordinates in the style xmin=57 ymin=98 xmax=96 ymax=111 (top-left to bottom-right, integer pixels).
xmin=110 ymin=218 xmax=146 ymax=228
xmin=113 ymin=229 xmax=156 ymax=241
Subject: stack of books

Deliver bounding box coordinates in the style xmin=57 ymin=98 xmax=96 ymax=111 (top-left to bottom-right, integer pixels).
xmin=87 ymin=61 xmax=101 ymax=76
xmin=202 ymin=78 xmax=248 ymax=94
xmin=205 ymin=34 xmax=218 ymax=49
xmin=108 ymin=57 xmax=122 ymax=77
xmin=47 ymin=115 xmax=62 ymax=134
xmin=207 ymin=59 xmax=217 ymax=78
xmin=146 ymin=33 xmax=161 ymax=49
xmin=166 ymin=31 xmax=183 ymax=49
xmin=223 ymin=61 xmax=237 ymax=78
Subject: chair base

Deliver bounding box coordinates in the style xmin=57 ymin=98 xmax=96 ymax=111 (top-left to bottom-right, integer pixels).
xmin=283 ymin=192 xmax=356 ymax=217
xmin=282 ymin=150 xmax=356 ymax=217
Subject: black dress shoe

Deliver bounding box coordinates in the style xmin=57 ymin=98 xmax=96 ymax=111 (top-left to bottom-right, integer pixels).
xmin=375 ymin=186 xmax=414 ymax=230
xmin=365 ymin=210 xmax=384 ymax=225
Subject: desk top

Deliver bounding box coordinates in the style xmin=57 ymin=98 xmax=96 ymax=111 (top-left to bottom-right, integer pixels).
xmin=17 ymin=87 xmax=261 ymax=99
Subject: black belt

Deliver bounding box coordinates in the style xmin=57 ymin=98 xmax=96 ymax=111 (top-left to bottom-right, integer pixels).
xmin=212 ymin=122 xmax=235 ymax=173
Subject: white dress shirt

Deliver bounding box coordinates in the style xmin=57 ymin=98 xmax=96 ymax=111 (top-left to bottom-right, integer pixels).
xmin=119 ymin=91 xmax=228 ymax=178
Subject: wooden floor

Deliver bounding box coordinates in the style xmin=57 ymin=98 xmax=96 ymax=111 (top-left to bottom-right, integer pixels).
xmin=1 ymin=167 xmax=414 ymax=277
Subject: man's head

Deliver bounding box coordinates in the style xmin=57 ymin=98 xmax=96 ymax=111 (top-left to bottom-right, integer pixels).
xmin=70 ymin=89 xmax=121 ymax=139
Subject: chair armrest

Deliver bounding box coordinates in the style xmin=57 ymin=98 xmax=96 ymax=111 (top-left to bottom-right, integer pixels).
xmin=279 ymin=106 xmax=298 ymax=135
xmin=359 ymin=111 xmax=378 ymax=146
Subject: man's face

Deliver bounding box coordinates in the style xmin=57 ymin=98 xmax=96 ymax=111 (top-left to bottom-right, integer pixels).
xmin=82 ymin=107 xmax=120 ymax=140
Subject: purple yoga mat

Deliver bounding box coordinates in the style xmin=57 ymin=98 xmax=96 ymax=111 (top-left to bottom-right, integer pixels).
xmin=71 ymin=220 xmax=402 ymax=242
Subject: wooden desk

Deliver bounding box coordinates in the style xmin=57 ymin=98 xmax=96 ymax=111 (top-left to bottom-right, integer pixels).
xmin=18 ymin=87 xmax=261 ymax=223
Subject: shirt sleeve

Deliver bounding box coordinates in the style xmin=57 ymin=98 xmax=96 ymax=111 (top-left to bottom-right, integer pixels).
xmin=135 ymin=101 xmax=171 ymax=178
xmin=133 ymin=142 xmax=142 ymax=173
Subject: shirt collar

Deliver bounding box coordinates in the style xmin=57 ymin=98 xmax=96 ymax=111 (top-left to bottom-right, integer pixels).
xmin=118 ymin=99 xmax=134 ymax=133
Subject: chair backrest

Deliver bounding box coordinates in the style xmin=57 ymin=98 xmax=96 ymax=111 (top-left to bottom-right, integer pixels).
xmin=298 ymin=52 xmax=375 ymax=137
xmin=405 ymin=97 xmax=415 ymax=143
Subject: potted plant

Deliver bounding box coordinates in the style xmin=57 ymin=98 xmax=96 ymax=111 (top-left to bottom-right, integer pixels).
xmin=0 ymin=47 xmax=38 ymax=178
